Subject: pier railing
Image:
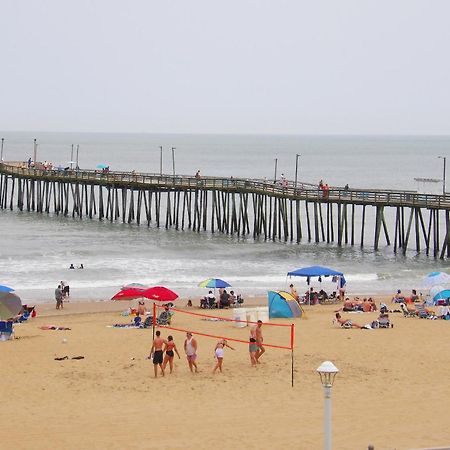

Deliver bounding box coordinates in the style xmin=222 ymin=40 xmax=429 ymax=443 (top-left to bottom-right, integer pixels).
xmin=1 ymin=161 xmax=449 ymax=210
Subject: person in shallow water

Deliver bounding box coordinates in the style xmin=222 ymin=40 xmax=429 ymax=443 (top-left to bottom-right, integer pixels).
xmin=69 ymin=264 xmax=75 ymax=269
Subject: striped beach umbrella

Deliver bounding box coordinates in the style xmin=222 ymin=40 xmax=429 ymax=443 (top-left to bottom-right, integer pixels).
xmin=198 ymin=278 xmax=231 ymax=289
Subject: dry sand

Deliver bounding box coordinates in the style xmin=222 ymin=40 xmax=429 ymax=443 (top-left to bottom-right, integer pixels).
xmin=1 ymin=297 xmax=450 ymax=450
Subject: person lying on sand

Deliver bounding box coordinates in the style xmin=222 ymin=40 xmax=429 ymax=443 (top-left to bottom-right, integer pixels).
xmin=334 ymin=313 xmax=363 ymax=329
xmin=39 ymin=325 xmax=71 ymax=330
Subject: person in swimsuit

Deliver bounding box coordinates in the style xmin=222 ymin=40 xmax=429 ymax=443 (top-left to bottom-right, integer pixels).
xmin=162 ymin=335 xmax=181 ymax=374
xmin=334 ymin=312 xmax=363 ymax=329
xmin=251 ymin=320 xmax=265 ymax=363
xmin=249 ymin=336 xmax=258 ymax=367
xmin=212 ymin=339 xmax=234 ymax=373
xmin=184 ymin=332 xmax=198 ymax=373
xmin=149 ymin=330 xmax=167 ymax=378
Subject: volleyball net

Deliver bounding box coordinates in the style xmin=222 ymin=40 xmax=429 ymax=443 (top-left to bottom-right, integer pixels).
xmin=152 ymin=303 xmax=295 ymax=351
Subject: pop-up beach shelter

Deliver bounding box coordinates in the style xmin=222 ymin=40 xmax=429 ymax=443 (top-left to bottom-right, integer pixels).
xmin=287 ymin=265 xmax=344 ymax=279
xmin=287 ymin=265 xmax=346 ymax=304
xmin=287 ymin=265 xmax=346 ymax=288
xmin=268 ymin=291 xmax=302 ymax=318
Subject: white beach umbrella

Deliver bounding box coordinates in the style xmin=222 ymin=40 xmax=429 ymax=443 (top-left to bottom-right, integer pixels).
xmin=422 ymin=272 xmax=450 ymax=289
xmin=429 ymin=285 xmax=445 ymax=299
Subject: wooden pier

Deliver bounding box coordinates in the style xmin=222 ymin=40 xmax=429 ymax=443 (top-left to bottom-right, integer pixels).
xmin=1 ymin=162 xmax=450 ymax=258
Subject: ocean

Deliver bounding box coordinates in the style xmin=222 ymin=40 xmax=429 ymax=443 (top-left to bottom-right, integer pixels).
xmin=1 ymin=131 xmax=449 ymax=303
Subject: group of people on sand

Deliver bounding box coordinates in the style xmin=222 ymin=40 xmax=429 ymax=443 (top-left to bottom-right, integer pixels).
xmin=149 ymin=320 xmax=265 ymax=378
xmin=337 ymin=297 xmax=377 ymax=312
xmin=392 ymin=289 xmax=420 ymax=303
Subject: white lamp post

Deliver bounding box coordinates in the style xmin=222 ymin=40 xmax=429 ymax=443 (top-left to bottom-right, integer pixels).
xmin=317 ymin=361 xmax=339 ymax=450
xmin=294 ymin=154 xmax=300 ymax=189
xmin=438 ymin=156 xmax=446 ymax=195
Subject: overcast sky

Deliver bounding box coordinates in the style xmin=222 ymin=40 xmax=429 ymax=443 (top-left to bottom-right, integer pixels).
xmin=1 ymin=0 xmax=450 ymax=134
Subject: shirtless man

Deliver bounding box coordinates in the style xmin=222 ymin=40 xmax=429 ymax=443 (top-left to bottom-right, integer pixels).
xmin=251 ymin=320 xmax=265 ymax=362
xmin=149 ymin=330 xmax=167 ymax=378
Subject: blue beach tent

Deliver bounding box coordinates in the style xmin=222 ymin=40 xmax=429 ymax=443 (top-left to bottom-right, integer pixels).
xmin=268 ymin=291 xmax=302 ymax=318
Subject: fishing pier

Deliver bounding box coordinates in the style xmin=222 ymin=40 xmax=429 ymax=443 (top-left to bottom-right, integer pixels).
xmin=1 ymin=162 xmax=450 ymax=259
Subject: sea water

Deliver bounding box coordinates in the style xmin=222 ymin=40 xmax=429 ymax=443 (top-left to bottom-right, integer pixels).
xmin=0 ymin=131 xmax=449 ymax=303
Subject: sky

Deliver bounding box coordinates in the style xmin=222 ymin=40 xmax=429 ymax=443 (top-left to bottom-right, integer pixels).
xmin=1 ymin=0 xmax=450 ymax=135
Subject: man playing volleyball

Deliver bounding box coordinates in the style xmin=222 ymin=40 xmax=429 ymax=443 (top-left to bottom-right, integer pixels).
xmin=251 ymin=320 xmax=265 ymax=362
xmin=149 ymin=330 xmax=167 ymax=378
xmin=184 ymin=332 xmax=198 ymax=373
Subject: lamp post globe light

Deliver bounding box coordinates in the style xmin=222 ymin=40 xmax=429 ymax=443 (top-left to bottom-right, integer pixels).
xmin=317 ymin=361 xmax=339 ymax=450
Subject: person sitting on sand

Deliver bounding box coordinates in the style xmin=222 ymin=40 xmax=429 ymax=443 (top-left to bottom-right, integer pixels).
xmin=362 ymin=299 xmax=372 ymax=313
xmin=392 ymin=289 xmax=404 ymax=303
xmin=334 ymin=313 xmax=363 ymax=329
xmin=368 ymin=297 xmax=377 ymax=311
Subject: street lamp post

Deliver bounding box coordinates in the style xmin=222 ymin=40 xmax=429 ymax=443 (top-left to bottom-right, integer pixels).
xmin=160 ymin=146 xmax=163 ymax=176
xmin=76 ymin=145 xmax=80 ymax=170
xmin=33 ymin=139 xmax=37 ymax=165
xmin=438 ymin=156 xmax=446 ymax=195
xmin=70 ymin=144 xmax=74 ymax=170
xmin=171 ymin=147 xmax=176 ymax=176
xmin=295 ymin=154 xmax=300 ymax=189
xmin=274 ymin=158 xmax=278 ymax=183
xmin=1 ymin=138 xmax=4 ymax=162
xmin=317 ymin=361 xmax=339 ymax=450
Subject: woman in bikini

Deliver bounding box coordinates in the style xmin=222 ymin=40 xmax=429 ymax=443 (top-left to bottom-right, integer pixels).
xmin=212 ymin=339 xmax=234 ymax=374
xmin=162 ymin=335 xmax=181 ymax=374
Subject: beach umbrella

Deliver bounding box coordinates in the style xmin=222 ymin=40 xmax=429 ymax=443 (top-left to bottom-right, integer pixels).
xmin=422 ymin=272 xmax=450 ymax=289
xmin=0 ymin=285 xmax=14 ymax=293
xmin=198 ymin=278 xmax=231 ymax=289
xmin=0 ymin=292 xmax=22 ymax=319
xmin=111 ymin=288 xmax=144 ymax=301
xmin=429 ymin=285 xmax=445 ymax=300
xmin=433 ymin=289 xmax=450 ymax=304
xmin=140 ymin=286 xmax=178 ymax=302
xmin=96 ymin=163 xmax=109 ymax=169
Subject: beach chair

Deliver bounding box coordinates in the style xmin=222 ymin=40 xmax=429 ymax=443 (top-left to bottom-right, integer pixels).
xmin=157 ymin=310 xmax=172 ymax=326
xmin=0 ymin=321 xmax=14 ymax=340
xmin=415 ymin=303 xmax=434 ymax=319
xmin=377 ymin=314 xmax=391 ymax=328
xmin=400 ymin=303 xmax=416 ymax=318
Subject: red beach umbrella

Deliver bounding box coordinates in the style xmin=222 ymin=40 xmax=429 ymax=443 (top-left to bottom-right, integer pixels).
xmin=111 ymin=288 xmax=145 ymax=301
xmin=141 ymin=286 xmax=178 ymax=302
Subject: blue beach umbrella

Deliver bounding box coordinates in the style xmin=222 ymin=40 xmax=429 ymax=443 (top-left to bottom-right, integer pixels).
xmin=0 ymin=285 xmax=14 ymax=293
xmin=96 ymin=163 xmax=109 ymax=169
xmin=198 ymin=278 xmax=231 ymax=289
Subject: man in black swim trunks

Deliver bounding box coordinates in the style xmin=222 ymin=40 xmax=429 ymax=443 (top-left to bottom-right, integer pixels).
xmin=149 ymin=330 xmax=167 ymax=378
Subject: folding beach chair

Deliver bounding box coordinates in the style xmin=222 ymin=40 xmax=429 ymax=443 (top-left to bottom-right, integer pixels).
xmin=0 ymin=321 xmax=14 ymax=340
xmin=415 ymin=303 xmax=435 ymax=319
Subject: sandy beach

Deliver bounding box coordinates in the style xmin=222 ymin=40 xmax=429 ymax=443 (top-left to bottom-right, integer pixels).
xmin=2 ymin=297 xmax=450 ymax=450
